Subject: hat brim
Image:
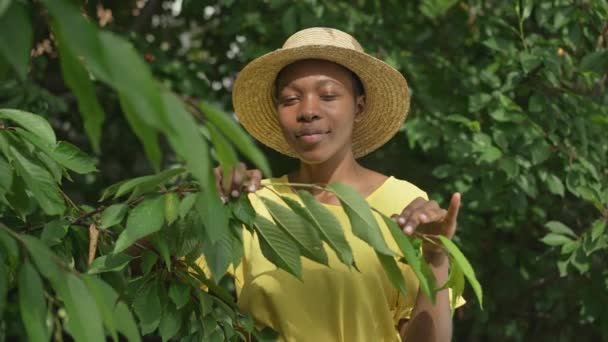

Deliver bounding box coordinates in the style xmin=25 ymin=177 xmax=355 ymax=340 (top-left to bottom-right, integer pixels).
xmin=232 ymin=45 xmax=410 ymax=158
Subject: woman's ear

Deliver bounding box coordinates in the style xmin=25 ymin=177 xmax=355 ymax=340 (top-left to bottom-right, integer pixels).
xmin=354 ymin=95 xmax=366 ymax=122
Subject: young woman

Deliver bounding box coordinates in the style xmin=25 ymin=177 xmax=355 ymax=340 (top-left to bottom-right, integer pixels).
xmin=213 ymin=27 xmax=463 ymax=341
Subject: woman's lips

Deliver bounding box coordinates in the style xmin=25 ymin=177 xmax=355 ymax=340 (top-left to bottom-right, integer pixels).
xmin=295 ymin=130 xmax=330 ymax=145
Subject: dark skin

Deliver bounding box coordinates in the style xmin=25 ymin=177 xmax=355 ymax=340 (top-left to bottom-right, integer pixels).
xmin=215 ymin=59 xmax=460 ymax=342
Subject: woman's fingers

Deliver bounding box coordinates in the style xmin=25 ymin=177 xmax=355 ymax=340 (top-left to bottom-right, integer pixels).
xmin=229 ymin=163 xmax=247 ymax=198
xmin=245 ymin=169 xmax=263 ymax=193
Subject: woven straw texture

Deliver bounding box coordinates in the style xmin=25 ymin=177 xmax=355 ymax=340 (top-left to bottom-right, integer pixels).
xmin=232 ymin=27 xmax=410 ymax=158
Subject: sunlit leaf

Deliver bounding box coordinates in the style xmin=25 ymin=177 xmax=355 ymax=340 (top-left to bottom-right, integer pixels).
xmin=253 ymin=216 xmax=301 ymax=278
xmin=377 ymin=252 xmax=407 ymax=295
xmin=438 ymin=236 xmax=483 ymax=308
xmin=545 ymin=221 xmax=577 ymax=238
xmin=540 ymin=233 xmax=574 ymax=246
xmin=164 ymin=192 xmax=179 ymax=225
xmin=0 ymin=109 xmax=56 ymax=146
xmin=260 ymin=197 xmax=327 ymax=265
xmin=51 ymin=141 xmax=97 ymax=174
xmin=328 ymin=182 xmax=393 ymax=256
xmin=381 ymin=214 xmax=434 ymax=302
xmin=293 ymin=191 xmax=354 ymax=267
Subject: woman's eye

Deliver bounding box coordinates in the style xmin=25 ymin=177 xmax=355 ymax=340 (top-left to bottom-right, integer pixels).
xmin=320 ymin=94 xmax=337 ymax=101
xmin=280 ymin=97 xmax=298 ymax=105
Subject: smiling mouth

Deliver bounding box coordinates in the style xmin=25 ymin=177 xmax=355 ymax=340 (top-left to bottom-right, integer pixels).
xmin=295 ymin=130 xmax=331 ymax=138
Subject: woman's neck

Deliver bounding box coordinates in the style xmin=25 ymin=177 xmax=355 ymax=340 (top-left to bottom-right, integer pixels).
xmin=292 ymin=152 xmax=363 ymax=187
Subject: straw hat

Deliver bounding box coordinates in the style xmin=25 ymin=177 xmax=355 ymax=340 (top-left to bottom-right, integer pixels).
xmin=232 ymin=27 xmax=410 ymax=158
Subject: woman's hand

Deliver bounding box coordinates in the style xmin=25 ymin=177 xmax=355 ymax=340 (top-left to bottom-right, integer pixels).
xmin=213 ymin=162 xmax=262 ymax=203
xmin=392 ymin=193 xmax=461 ymax=253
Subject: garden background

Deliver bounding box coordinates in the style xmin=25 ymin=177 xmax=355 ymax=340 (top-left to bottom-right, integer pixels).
xmin=0 ymin=0 xmax=607 ymax=341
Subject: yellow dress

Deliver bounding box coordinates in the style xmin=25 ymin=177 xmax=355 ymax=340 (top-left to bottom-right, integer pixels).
xmin=199 ymin=175 xmax=463 ymax=341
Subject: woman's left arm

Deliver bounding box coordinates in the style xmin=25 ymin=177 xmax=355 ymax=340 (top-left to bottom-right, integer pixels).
xmin=393 ymin=193 xmax=461 ymax=342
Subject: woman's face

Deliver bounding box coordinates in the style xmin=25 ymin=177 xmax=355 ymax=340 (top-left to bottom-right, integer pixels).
xmin=275 ymin=59 xmax=365 ymax=164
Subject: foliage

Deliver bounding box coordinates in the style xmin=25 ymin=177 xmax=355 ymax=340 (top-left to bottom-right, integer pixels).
xmin=0 ymin=0 xmax=606 ymax=340
xmin=0 ymin=0 xmax=482 ymax=341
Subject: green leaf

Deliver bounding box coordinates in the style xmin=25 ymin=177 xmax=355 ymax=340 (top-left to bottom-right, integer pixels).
xmin=377 ymin=252 xmax=407 ymax=295
xmin=140 ymin=250 xmax=158 ymax=275
xmin=230 ymin=194 xmax=256 ymax=226
xmin=530 ymin=139 xmax=552 ymax=165
xmin=54 ymin=28 xmax=105 ymax=153
xmin=99 ymin=31 xmax=166 ymax=130
xmin=100 ymin=203 xmax=128 ymax=229
xmin=0 ymin=2 xmax=32 ymax=80
xmin=164 ymin=192 xmax=179 ymax=225
xmin=0 ymin=256 xmax=7 ymax=318
xmin=591 ymin=219 xmax=606 ymax=242
xmin=253 ymin=216 xmax=301 ymax=278
xmin=545 ymin=173 xmax=565 ymax=196
xmin=0 ymin=0 xmax=11 ymax=16
xmin=114 ymin=195 xmax=166 ymax=253
xmin=20 ymin=234 xmax=61 ymax=279
xmin=0 ymin=154 xmax=12 ymax=198
xmin=42 ymin=0 xmax=110 ymax=83
xmin=114 ymin=300 xmax=142 ymax=342
xmin=540 ymin=233 xmax=572 ymax=246
xmin=200 ymin=101 xmax=270 ymax=177
xmin=196 ymin=184 xmax=229 ymax=245
xmin=179 ymin=193 xmax=197 ymax=219
xmin=119 ymin=95 xmax=162 ymax=172
xmin=169 ymin=282 xmax=190 ymax=309
xmin=151 ymin=233 xmax=171 ymax=271
xmin=0 ymin=109 xmax=56 ymax=146
xmin=10 ymin=146 xmax=65 ymax=215
xmin=293 ymin=191 xmax=354 ymax=266
xmin=18 ymin=262 xmax=49 ymax=342
xmin=132 ymin=281 xmax=162 ymax=335
xmin=545 ymin=221 xmax=577 ymax=238
xmin=438 ymin=236 xmax=483 ymax=308
xmin=159 ymin=302 xmax=181 ymax=342
xmin=260 ymin=197 xmax=327 ymax=265
xmin=208 ymin=122 xmax=238 ymax=190
xmin=161 ymin=92 xmax=210 ymax=188
xmin=580 ymin=50 xmax=608 ymax=75
xmin=51 ymin=141 xmax=97 ymax=174
xmin=441 ymin=258 xmax=465 ymax=310
xmin=52 ymin=273 xmax=105 ymax=342
xmin=82 ymin=276 xmax=119 ymax=341
xmin=113 ymin=168 xmax=185 ymax=199
xmin=419 ymin=0 xmax=459 ymax=19
xmin=40 ymin=219 xmax=69 ymax=246
xmin=201 ymin=220 xmax=239 ymax=278
xmin=381 ymin=214 xmax=434 ymax=302
xmin=87 ymin=253 xmax=133 ymax=274
xmin=328 ymin=182 xmax=393 ymax=256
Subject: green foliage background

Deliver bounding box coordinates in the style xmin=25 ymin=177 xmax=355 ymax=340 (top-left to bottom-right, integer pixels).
xmin=1 ymin=0 xmax=607 ymax=341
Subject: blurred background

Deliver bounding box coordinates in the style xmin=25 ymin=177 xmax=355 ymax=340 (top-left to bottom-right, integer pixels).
xmin=2 ymin=0 xmax=607 ymax=340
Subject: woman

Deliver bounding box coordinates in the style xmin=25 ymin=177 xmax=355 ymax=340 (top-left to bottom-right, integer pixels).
xmin=213 ymin=27 xmax=463 ymax=341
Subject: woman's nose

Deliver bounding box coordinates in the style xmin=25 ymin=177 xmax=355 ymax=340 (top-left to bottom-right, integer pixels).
xmin=297 ymin=96 xmax=321 ymax=122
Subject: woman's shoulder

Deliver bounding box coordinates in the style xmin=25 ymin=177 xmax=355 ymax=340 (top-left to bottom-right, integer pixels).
xmin=368 ymin=176 xmax=428 ymax=215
